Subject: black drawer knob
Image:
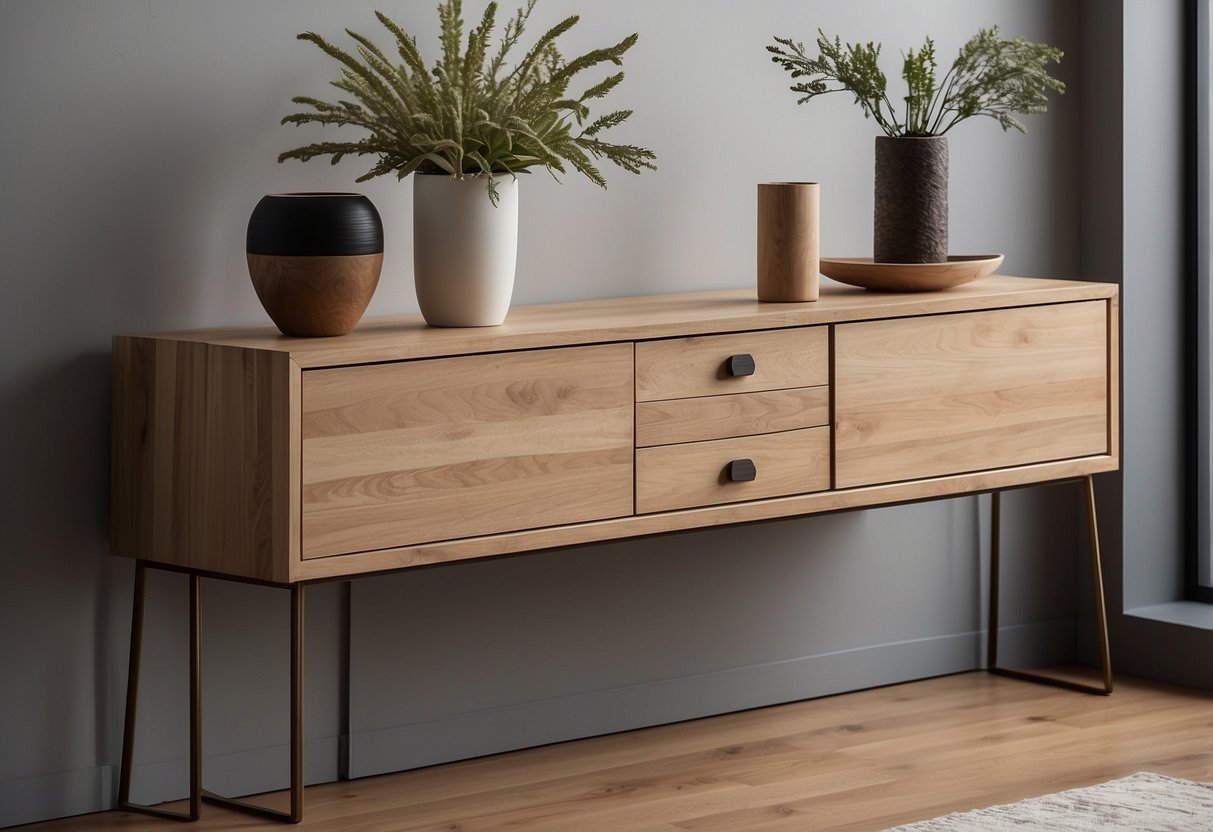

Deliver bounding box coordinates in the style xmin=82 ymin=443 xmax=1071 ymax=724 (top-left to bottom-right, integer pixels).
xmin=726 ymin=353 xmax=756 ymax=377
xmin=727 ymin=458 xmax=757 ymax=482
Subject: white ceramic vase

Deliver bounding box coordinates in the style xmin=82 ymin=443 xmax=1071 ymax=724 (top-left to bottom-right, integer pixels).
xmin=413 ymin=173 xmax=519 ymax=327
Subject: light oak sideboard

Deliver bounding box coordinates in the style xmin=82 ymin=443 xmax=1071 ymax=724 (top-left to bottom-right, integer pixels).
xmin=110 ymin=275 xmax=1119 ymax=823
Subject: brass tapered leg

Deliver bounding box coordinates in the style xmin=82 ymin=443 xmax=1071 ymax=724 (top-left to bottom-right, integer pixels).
xmin=189 ymin=574 xmax=201 ymax=816
xmin=291 ymin=582 xmax=303 ymax=821
xmin=202 ymin=583 xmax=305 ymax=823
xmin=118 ymin=562 xmax=202 ymax=821
xmin=987 ymin=492 xmax=1001 ymax=671
xmin=1085 ymin=476 xmax=1115 ymax=694
xmin=987 ymin=476 xmax=1113 ymax=695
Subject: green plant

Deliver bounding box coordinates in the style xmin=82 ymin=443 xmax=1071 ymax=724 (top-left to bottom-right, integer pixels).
xmin=767 ymin=26 xmax=1064 ymax=138
xmin=279 ymin=0 xmax=657 ymax=203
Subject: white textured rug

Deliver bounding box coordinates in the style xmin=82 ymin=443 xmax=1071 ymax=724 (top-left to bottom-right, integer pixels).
xmin=884 ymin=773 xmax=1213 ymax=831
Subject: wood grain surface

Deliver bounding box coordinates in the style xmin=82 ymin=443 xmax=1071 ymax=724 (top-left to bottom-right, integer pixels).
xmin=819 ymin=254 xmax=1003 ymax=292
xmin=110 ymin=337 xmax=299 ymax=582
xmin=636 ymin=387 xmax=830 ymax=447
xmin=294 ymin=454 xmax=1116 ymax=581
xmin=301 ymin=344 xmax=634 ymax=558
xmin=110 ymin=280 xmax=1121 ymax=582
xmin=635 ymin=427 xmax=831 ymax=514
xmin=132 ymin=277 xmax=1117 ymax=370
xmin=636 ymin=327 xmax=828 ymax=402
xmin=41 ymin=673 xmax=1211 ymax=831
xmin=1107 ymin=292 xmax=1121 ymax=463
xmin=757 ymin=182 xmax=820 ymax=302
xmin=834 ymin=300 xmax=1109 ymax=489
xmin=247 ymin=252 xmax=382 ymax=337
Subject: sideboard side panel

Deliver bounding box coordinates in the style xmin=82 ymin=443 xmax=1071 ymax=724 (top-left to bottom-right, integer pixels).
xmin=110 ymin=337 xmax=292 ymax=582
xmin=112 ymin=336 xmax=156 ymax=561
xmin=281 ymin=358 xmax=303 ymax=583
xmin=1108 ymin=294 xmax=1121 ymax=464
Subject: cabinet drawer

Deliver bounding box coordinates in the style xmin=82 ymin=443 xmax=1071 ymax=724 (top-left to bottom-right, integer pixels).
xmin=636 ymin=387 xmax=829 ymax=447
xmin=835 ymin=301 xmax=1109 ymax=488
xmin=635 ymin=327 xmax=828 ymax=402
xmin=301 ymin=344 xmax=634 ymax=558
xmin=635 ymin=427 xmax=830 ymax=513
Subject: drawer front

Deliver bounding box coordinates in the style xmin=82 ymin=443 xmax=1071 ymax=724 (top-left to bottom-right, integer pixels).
xmin=636 ymin=387 xmax=829 ymax=447
xmin=635 ymin=327 xmax=828 ymax=402
xmin=835 ymin=301 xmax=1109 ymax=489
xmin=635 ymin=427 xmax=830 ymax=513
xmin=301 ymin=344 xmax=634 ymax=558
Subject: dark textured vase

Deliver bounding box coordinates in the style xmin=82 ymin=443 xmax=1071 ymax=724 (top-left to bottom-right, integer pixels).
xmin=246 ymin=193 xmax=384 ymax=337
xmin=873 ymin=136 xmax=948 ymax=264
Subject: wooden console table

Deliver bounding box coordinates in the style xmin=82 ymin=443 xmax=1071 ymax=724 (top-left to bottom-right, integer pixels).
xmin=111 ymin=275 xmax=1119 ymax=822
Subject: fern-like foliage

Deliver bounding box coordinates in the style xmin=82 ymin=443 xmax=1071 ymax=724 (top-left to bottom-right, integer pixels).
xmin=279 ymin=0 xmax=657 ymax=204
xmin=768 ymin=26 xmax=1064 ymax=138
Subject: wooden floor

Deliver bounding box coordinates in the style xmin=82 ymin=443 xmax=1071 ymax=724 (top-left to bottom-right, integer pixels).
xmin=29 ymin=671 xmax=1213 ymax=832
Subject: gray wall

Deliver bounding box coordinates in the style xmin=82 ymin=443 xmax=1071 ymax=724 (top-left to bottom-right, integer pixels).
xmin=0 ymin=1 xmax=1091 ymax=826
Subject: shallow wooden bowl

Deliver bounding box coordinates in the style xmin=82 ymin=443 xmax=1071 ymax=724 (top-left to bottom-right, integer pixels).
xmin=819 ymin=254 xmax=1004 ymax=292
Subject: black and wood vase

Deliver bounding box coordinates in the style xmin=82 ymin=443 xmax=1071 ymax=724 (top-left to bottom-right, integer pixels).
xmin=246 ymin=193 xmax=384 ymax=337
xmin=873 ymin=136 xmax=948 ymax=264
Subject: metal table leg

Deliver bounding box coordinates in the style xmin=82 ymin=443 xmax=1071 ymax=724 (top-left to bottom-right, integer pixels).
xmin=118 ymin=566 xmax=305 ymax=823
xmin=201 ymin=583 xmax=305 ymax=823
xmin=987 ymin=475 xmax=1113 ymax=695
xmin=118 ymin=561 xmax=201 ymax=821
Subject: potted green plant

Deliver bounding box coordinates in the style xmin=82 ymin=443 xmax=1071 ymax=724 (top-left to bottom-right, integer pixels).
xmin=279 ymin=0 xmax=657 ymax=327
xmin=768 ymin=27 xmax=1064 ymax=264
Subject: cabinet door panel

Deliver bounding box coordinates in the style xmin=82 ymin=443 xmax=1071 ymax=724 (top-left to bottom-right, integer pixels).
xmin=302 ymin=344 xmax=634 ymax=558
xmin=834 ymin=301 xmax=1108 ymax=488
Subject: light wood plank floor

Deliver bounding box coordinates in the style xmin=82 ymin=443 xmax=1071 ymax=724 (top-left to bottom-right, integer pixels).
xmin=28 ymin=671 xmax=1213 ymax=831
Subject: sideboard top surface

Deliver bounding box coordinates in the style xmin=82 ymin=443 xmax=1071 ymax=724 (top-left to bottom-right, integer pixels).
xmin=129 ymin=275 xmax=1117 ymax=368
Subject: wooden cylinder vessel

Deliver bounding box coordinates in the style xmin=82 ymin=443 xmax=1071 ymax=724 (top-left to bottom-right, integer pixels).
xmin=757 ymin=182 xmax=820 ymax=302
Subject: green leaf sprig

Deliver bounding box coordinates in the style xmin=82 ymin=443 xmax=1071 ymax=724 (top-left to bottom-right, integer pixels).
xmin=279 ymin=0 xmax=657 ymax=203
xmin=767 ymin=26 xmax=1064 ymax=138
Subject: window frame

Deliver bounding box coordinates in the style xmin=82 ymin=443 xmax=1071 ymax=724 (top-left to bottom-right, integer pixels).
xmin=1191 ymin=0 xmax=1213 ymax=602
